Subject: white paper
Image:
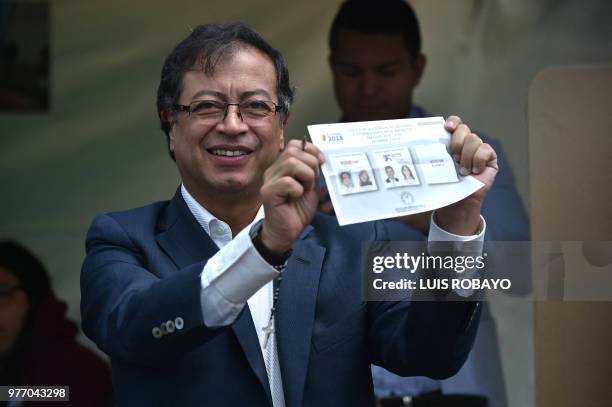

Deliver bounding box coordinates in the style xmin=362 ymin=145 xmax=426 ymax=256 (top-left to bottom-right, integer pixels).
xmin=412 ymin=143 xmax=458 ymax=184
xmin=308 ymin=117 xmax=484 ymax=226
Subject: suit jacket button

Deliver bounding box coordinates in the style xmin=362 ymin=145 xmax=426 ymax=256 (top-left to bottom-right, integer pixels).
xmin=152 ymin=327 xmax=162 ymax=339
xmin=175 ymin=317 xmax=184 ymax=330
xmin=166 ymin=320 xmax=175 ymax=333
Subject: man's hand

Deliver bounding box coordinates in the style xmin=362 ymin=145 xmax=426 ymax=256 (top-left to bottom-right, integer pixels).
xmin=436 ymin=116 xmax=499 ymax=235
xmin=260 ymin=139 xmax=325 ymax=253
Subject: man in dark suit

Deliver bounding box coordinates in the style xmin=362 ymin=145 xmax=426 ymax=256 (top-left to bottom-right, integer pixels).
xmin=80 ymin=23 xmax=498 ymax=406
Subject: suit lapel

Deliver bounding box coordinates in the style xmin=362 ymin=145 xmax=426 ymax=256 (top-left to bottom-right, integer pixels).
xmin=155 ymin=189 xmax=219 ymax=269
xmin=276 ymin=226 xmax=326 ymax=407
xmin=155 ymin=189 xmax=273 ymax=403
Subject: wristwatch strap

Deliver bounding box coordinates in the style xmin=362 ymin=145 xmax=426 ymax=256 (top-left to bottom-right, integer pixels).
xmin=249 ymin=219 xmax=292 ymax=266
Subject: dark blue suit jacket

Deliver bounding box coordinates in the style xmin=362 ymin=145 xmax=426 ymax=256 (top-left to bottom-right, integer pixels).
xmin=80 ymin=190 xmax=480 ymax=406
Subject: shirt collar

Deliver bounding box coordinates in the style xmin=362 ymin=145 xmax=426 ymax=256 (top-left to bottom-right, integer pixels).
xmin=180 ymin=183 xmax=265 ymax=238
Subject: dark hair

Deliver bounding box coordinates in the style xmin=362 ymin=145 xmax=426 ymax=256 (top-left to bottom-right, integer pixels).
xmin=329 ymin=0 xmax=422 ymax=59
xmin=0 ymin=240 xmax=51 ymax=309
xmin=156 ymin=23 xmax=295 ymax=160
xmin=340 ymin=171 xmax=352 ymax=180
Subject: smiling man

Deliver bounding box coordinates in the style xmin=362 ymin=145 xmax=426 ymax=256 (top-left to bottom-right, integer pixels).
xmin=165 ymin=45 xmax=287 ymax=236
xmin=80 ymin=23 xmax=498 ymax=406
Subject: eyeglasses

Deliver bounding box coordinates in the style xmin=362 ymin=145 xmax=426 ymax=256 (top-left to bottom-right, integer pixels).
xmin=174 ymin=99 xmax=281 ymax=124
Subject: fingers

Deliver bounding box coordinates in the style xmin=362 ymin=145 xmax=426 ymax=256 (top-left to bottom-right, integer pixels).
xmin=283 ymin=139 xmax=325 ymax=174
xmin=471 ymin=142 xmax=498 ymax=174
xmin=287 ymin=138 xmax=325 ymax=164
xmin=447 ymin=116 xmax=498 ymax=176
xmin=458 ymin=133 xmax=482 ymax=175
xmin=264 ymin=139 xmax=325 ymax=193
xmin=261 ymin=175 xmax=304 ymax=201
xmin=455 ymin=134 xmax=497 ymax=176
xmin=449 ymin=123 xmax=471 ymax=161
xmin=444 ymin=115 xmax=462 ymax=133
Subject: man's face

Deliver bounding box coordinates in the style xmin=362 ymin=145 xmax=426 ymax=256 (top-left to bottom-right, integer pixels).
xmin=169 ymin=46 xmax=285 ymax=198
xmin=330 ymin=30 xmax=425 ymax=122
xmin=386 ymin=167 xmax=395 ymax=177
xmin=341 ymin=173 xmax=351 ymax=186
xmin=0 ymin=268 xmax=29 ymax=359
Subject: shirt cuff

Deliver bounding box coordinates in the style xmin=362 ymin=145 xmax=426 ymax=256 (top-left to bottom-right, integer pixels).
xmin=427 ymin=210 xmax=486 ymax=297
xmin=200 ymin=224 xmax=280 ymax=327
xmin=428 ymin=210 xmax=486 ymax=241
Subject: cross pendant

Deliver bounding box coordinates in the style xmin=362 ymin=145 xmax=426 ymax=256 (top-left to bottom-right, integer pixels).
xmin=262 ymin=322 xmax=274 ymax=348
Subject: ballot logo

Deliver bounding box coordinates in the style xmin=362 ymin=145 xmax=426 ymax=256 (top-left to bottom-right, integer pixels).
xmin=382 ymin=152 xmax=402 ymax=162
xmin=321 ymin=133 xmax=344 ymax=143
xmin=400 ymin=191 xmax=414 ymax=205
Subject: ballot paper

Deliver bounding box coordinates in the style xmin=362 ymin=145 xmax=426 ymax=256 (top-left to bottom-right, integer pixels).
xmin=308 ymin=117 xmax=484 ymax=226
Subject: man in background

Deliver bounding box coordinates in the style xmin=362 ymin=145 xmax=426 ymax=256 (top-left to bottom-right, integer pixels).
xmin=323 ymin=1 xmax=531 ymax=406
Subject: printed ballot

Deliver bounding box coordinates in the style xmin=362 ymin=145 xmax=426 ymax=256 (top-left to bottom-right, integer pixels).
xmin=308 ymin=117 xmax=484 ymax=226
xmin=371 ymin=147 xmax=420 ymax=188
xmin=328 ymin=152 xmax=378 ymax=195
xmin=412 ymin=143 xmax=458 ymax=184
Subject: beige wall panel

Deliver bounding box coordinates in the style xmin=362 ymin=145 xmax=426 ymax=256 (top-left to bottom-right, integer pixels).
xmin=529 ymin=65 xmax=612 ymax=407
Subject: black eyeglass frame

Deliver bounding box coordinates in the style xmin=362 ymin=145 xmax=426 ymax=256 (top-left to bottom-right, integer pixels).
xmin=173 ymin=100 xmax=282 ymax=121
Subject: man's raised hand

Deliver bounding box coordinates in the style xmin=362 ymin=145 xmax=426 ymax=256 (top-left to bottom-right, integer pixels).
xmin=260 ymin=140 xmax=325 ymax=253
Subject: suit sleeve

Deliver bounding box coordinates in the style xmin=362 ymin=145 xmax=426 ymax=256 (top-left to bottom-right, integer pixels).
xmin=80 ymin=214 xmax=221 ymax=367
xmin=367 ymin=221 xmax=482 ymax=379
